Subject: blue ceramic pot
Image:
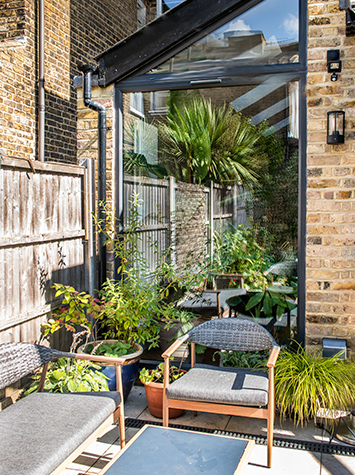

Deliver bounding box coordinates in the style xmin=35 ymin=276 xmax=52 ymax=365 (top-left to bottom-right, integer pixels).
xmin=78 ymin=340 xmax=143 ymax=401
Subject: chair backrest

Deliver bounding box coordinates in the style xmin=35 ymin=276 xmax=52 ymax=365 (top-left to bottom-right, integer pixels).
xmin=0 ymin=342 xmax=67 ymax=390
xmin=188 ymin=318 xmax=278 ymax=352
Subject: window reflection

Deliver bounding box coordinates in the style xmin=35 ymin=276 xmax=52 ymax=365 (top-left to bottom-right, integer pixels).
xmin=150 ymin=0 xmax=299 ymax=74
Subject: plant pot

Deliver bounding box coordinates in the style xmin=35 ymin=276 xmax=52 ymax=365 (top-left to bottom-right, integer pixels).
xmin=143 ymin=380 xmax=184 ymax=419
xmin=77 ymin=339 xmax=143 ymax=401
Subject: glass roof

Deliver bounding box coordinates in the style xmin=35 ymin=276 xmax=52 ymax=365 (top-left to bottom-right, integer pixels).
xmin=149 ymin=0 xmax=299 ymax=75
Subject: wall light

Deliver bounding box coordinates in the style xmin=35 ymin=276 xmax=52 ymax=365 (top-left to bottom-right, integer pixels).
xmin=327 ymin=111 xmax=345 ymax=144
xmin=327 ymin=50 xmax=342 ymax=81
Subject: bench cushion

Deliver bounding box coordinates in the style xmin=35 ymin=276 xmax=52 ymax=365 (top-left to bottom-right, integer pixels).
xmin=166 ymin=364 xmax=268 ymax=407
xmin=0 ymin=391 xmax=121 ymax=475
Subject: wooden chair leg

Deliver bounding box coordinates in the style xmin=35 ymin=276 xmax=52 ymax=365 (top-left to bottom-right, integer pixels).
xmin=266 ymin=410 xmax=274 ymax=468
xmin=163 ymin=394 xmax=169 ymax=427
xmin=118 ymin=402 xmax=125 ymax=448
xmin=116 ymin=364 xmax=126 ymax=447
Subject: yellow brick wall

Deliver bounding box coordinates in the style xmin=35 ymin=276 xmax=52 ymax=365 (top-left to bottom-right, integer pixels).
xmin=307 ymin=0 xmax=355 ymax=354
xmin=0 ymin=0 xmax=138 ymax=163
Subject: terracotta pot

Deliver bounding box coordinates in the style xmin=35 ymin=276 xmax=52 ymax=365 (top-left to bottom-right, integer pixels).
xmin=143 ymin=380 xmax=184 ymax=419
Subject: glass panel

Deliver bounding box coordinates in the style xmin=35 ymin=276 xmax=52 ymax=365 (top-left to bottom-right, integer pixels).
xmin=123 ymin=79 xmax=299 ymax=345
xmin=150 ymin=0 xmax=299 ymax=74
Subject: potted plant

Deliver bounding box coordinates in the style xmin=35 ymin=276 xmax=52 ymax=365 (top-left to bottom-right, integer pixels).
xmin=274 ymin=344 xmax=355 ymax=426
xmin=139 ymin=362 xmax=185 ymax=419
xmin=45 ymin=283 xmax=145 ymax=400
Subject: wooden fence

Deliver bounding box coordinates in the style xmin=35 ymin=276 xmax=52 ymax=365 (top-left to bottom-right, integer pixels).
xmin=124 ymin=174 xmax=249 ymax=273
xmin=0 ymin=157 xmax=92 ymax=345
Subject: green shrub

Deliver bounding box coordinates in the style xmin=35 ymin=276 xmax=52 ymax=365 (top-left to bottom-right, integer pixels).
xmin=275 ymin=345 xmax=355 ymax=425
xmin=24 ymin=358 xmax=109 ymax=395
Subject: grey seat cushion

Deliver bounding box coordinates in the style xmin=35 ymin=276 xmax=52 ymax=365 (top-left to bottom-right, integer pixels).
xmin=0 ymin=391 xmax=121 ymax=475
xmin=166 ymin=364 xmax=268 ymax=407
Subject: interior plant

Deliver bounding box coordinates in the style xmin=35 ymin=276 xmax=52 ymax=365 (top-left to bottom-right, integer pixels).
xmin=215 ymin=349 xmax=269 ymax=369
xmin=274 ymin=344 xmax=355 ymax=426
xmin=212 ymin=224 xmax=274 ymax=289
xmin=139 ymin=362 xmax=185 ymax=419
xmin=158 ymin=95 xmax=265 ymax=186
xmin=227 ymin=284 xmax=297 ymax=320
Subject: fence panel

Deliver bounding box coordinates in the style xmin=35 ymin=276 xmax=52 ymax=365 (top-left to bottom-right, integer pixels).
xmin=0 ymin=157 xmax=89 ymax=344
xmin=123 ymin=174 xmax=170 ymax=277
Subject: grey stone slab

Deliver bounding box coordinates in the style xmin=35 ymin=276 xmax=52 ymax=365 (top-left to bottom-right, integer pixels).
xmin=226 ymin=413 xmax=327 ymax=443
xmin=319 ymin=453 xmax=355 ymax=475
xmin=244 ymin=445 xmax=324 ymax=474
xmin=124 ymin=386 xmax=148 ymax=419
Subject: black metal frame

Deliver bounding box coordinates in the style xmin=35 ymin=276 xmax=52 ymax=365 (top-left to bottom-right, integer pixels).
xmin=113 ymin=0 xmax=308 ymax=345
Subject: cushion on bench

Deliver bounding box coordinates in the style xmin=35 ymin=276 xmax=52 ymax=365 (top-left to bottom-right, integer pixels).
xmin=0 ymin=391 xmax=121 ymax=475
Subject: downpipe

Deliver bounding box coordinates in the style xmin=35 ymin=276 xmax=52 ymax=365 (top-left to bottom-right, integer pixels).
xmin=78 ymin=64 xmax=107 ymax=288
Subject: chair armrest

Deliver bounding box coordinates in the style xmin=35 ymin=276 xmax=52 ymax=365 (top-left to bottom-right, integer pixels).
xmin=162 ymin=334 xmax=189 ymax=359
xmin=72 ymin=353 xmax=126 ymax=365
xmin=266 ymin=347 xmax=280 ymax=368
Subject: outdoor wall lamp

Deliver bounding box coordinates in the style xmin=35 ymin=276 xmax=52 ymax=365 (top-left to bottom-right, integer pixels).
xmin=327 ymin=111 xmax=345 ymax=144
xmin=327 ymin=50 xmax=342 ymax=81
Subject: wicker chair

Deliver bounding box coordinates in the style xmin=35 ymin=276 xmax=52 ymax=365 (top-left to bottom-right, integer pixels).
xmin=162 ymin=318 xmax=280 ymax=468
xmin=0 ymin=342 xmax=126 ymax=475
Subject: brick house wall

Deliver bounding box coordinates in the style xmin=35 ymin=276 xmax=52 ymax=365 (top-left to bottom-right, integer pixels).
xmin=0 ymin=0 xmax=140 ymax=164
xmin=307 ymin=0 xmax=355 ymax=354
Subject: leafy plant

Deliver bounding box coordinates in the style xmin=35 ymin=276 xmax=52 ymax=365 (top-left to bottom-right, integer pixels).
xmin=159 ymin=96 xmax=263 ymax=186
xmin=139 ymin=362 xmax=185 ymax=385
xmin=215 ymin=349 xmax=269 ymax=369
xmin=24 ymin=358 xmax=109 ymax=395
xmin=275 ymin=344 xmax=355 ymax=425
xmin=227 ymin=284 xmax=297 ymax=320
xmin=95 ymin=192 xmax=205 ymax=350
xmin=212 ymin=225 xmax=274 ymax=289
xmin=84 ymin=341 xmax=133 ymax=358
xmin=42 ymin=284 xmax=101 ymax=347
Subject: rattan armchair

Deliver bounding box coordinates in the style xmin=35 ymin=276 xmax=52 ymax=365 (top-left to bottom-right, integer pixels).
xmin=162 ymin=318 xmax=280 ymax=468
xmin=0 ymin=342 xmax=126 ymax=475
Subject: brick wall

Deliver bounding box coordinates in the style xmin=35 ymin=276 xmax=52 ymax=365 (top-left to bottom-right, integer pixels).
xmin=175 ymin=182 xmax=208 ymax=271
xmin=0 ymin=0 xmax=139 ymax=163
xmin=0 ymin=1 xmax=26 ymax=40
xmin=0 ymin=0 xmax=36 ymax=160
xmin=307 ymin=0 xmax=355 ymax=354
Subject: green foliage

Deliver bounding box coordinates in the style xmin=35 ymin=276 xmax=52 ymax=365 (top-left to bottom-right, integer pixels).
xmin=85 ymin=341 xmax=133 ymax=358
xmin=139 ymin=362 xmax=185 ymax=385
xmin=159 ymin=96 xmax=263 ymax=186
xmin=96 ymin=193 xmax=202 ymax=349
xmin=98 ymin=278 xmax=161 ymax=349
xmin=43 ymin=284 xmax=101 ymax=339
xmin=215 ymin=349 xmax=268 ymax=369
xmin=41 ymin=284 xmax=101 ymax=352
xmin=24 ymin=358 xmax=109 ymax=395
xmin=250 ymin=138 xmax=298 ymax=258
xmin=275 ymin=345 xmax=355 ymax=425
xmin=213 ymin=225 xmax=274 ymax=288
xmin=227 ymin=285 xmax=297 ymax=320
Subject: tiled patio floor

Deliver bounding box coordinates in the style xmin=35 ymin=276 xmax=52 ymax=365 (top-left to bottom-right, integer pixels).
xmin=61 ymin=385 xmax=355 ymax=475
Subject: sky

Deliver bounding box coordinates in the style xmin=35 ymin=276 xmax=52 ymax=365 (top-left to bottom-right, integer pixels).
xmin=164 ymin=0 xmax=299 ymax=44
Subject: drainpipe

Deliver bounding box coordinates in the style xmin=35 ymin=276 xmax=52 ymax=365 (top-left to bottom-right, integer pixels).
xmin=38 ymin=0 xmax=45 ymax=162
xmin=78 ymin=64 xmax=107 ymax=289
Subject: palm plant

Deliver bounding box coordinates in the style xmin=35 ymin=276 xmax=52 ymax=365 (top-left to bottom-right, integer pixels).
xmin=159 ymin=97 xmax=263 ymax=186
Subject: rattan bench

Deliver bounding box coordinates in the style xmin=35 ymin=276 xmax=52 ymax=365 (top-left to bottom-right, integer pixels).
xmin=0 ymin=342 xmax=126 ymax=475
